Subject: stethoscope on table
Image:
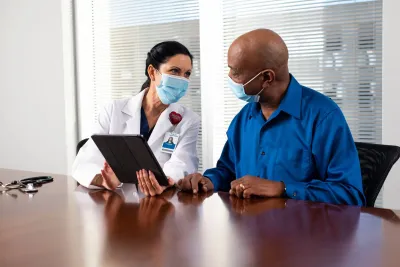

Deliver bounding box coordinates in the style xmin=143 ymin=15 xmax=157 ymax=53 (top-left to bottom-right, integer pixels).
xmin=0 ymin=176 xmax=53 ymax=194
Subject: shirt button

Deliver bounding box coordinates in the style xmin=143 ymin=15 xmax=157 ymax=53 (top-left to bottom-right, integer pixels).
xmin=293 ymin=192 xmax=297 ymax=197
xmin=261 ymin=151 xmax=265 ymax=155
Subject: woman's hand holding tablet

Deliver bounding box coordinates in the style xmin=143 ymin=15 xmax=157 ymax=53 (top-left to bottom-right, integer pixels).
xmin=98 ymin=161 xmax=174 ymax=196
xmin=99 ymin=162 xmax=122 ymax=190
xmin=136 ymin=170 xmax=174 ymax=196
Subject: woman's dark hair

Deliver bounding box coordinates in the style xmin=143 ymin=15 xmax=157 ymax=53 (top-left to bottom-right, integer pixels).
xmin=141 ymin=41 xmax=193 ymax=91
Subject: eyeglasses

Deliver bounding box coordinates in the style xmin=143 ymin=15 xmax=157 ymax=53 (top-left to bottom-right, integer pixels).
xmin=0 ymin=176 xmax=53 ymax=194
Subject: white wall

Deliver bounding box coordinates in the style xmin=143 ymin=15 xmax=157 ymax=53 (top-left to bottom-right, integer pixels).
xmin=0 ymin=0 xmax=77 ymax=175
xmin=383 ymin=0 xmax=400 ymax=209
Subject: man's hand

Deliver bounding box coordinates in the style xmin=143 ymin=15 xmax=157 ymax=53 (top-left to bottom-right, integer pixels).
xmin=136 ymin=169 xmax=174 ymax=197
xmin=230 ymin=176 xmax=285 ymax=198
xmin=177 ymin=173 xmax=214 ymax=194
xmin=91 ymin=162 xmax=121 ymax=190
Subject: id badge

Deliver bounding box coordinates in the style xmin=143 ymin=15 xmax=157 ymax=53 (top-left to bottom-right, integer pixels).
xmin=161 ymin=132 xmax=180 ymax=154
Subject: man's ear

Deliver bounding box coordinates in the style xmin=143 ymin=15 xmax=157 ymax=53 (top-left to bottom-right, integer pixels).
xmin=263 ymin=70 xmax=275 ymax=83
xmin=261 ymin=70 xmax=275 ymax=88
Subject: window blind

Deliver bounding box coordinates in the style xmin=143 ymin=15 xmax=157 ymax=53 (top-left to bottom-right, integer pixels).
xmin=215 ymin=0 xmax=382 ymax=205
xmin=75 ymin=0 xmax=203 ymax=170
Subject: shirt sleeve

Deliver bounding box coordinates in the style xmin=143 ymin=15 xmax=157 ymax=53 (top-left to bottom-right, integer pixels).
xmin=284 ymin=108 xmax=366 ymax=206
xmin=71 ymin=103 xmax=113 ymax=188
xmin=203 ymin=139 xmax=236 ymax=192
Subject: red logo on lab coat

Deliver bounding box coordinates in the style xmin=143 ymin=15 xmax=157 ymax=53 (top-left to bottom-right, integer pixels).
xmin=169 ymin=112 xmax=182 ymax=125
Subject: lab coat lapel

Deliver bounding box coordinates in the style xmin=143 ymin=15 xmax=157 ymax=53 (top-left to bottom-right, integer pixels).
xmin=147 ymin=103 xmax=183 ymax=147
xmin=121 ymin=91 xmax=145 ymax=134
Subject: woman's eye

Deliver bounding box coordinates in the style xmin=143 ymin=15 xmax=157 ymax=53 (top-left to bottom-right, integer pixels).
xmin=185 ymin=72 xmax=191 ymax=78
xmin=171 ymin=69 xmax=179 ymax=74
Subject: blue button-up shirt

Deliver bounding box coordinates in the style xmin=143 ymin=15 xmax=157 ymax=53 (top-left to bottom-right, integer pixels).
xmin=204 ymin=75 xmax=366 ymax=206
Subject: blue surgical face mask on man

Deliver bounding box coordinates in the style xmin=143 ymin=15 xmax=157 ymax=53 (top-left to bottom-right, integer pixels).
xmin=156 ymin=72 xmax=189 ymax=105
xmin=228 ymin=70 xmax=267 ymax=102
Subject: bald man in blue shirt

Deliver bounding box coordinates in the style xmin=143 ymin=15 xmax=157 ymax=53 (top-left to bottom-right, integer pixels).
xmin=178 ymin=29 xmax=365 ymax=206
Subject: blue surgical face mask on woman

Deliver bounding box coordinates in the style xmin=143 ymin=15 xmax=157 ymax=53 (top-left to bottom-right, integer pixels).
xmin=156 ymin=71 xmax=190 ymax=105
xmin=228 ymin=70 xmax=267 ymax=102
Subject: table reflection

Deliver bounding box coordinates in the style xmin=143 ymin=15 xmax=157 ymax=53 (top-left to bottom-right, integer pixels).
xmin=73 ymin=187 xmax=175 ymax=267
xmin=219 ymin=195 xmax=363 ymax=267
xmin=362 ymin=207 xmax=400 ymax=224
xmin=177 ymin=190 xmax=213 ymax=205
xmin=173 ymin=191 xmax=214 ymax=224
xmin=102 ymin=191 xmax=174 ymax=267
xmin=227 ymin=195 xmax=286 ymax=215
xmin=72 ymin=187 xmax=400 ymax=267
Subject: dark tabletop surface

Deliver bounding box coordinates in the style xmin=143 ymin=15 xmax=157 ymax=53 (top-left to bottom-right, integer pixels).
xmin=1 ymin=168 xmax=400 ymax=267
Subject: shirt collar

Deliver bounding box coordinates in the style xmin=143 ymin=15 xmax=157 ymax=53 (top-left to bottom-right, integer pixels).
xmin=278 ymin=74 xmax=302 ymax=119
xmin=250 ymin=74 xmax=302 ymax=120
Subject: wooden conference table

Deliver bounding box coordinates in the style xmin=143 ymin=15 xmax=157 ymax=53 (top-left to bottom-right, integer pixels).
xmin=1 ymin=169 xmax=400 ymax=267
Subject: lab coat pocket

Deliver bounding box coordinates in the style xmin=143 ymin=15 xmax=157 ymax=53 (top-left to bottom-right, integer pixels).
xmin=272 ymin=147 xmax=312 ymax=182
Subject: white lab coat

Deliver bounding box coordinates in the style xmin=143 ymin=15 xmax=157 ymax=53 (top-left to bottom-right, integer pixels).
xmin=72 ymin=90 xmax=200 ymax=188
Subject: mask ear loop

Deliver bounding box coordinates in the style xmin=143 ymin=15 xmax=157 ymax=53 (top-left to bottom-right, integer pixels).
xmin=152 ymin=68 xmax=163 ymax=88
xmin=243 ymin=70 xmax=269 ymax=100
xmin=243 ymin=69 xmax=268 ymax=87
xmin=257 ymin=71 xmax=270 ymax=96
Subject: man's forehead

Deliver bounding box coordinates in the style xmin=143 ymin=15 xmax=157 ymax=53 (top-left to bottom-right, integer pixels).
xmin=228 ymin=42 xmax=243 ymax=59
xmin=228 ymin=41 xmax=261 ymax=70
xmin=228 ymin=42 xmax=248 ymax=64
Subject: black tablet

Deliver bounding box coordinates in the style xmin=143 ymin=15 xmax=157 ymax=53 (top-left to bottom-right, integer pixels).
xmin=91 ymin=134 xmax=169 ymax=186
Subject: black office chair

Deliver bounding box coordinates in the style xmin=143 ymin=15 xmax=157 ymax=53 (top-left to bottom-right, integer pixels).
xmin=355 ymin=142 xmax=400 ymax=207
xmin=76 ymin=138 xmax=89 ymax=186
xmin=76 ymin=138 xmax=89 ymax=155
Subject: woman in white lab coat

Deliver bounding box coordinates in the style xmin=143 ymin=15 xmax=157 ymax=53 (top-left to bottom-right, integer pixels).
xmin=72 ymin=41 xmax=200 ymax=196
